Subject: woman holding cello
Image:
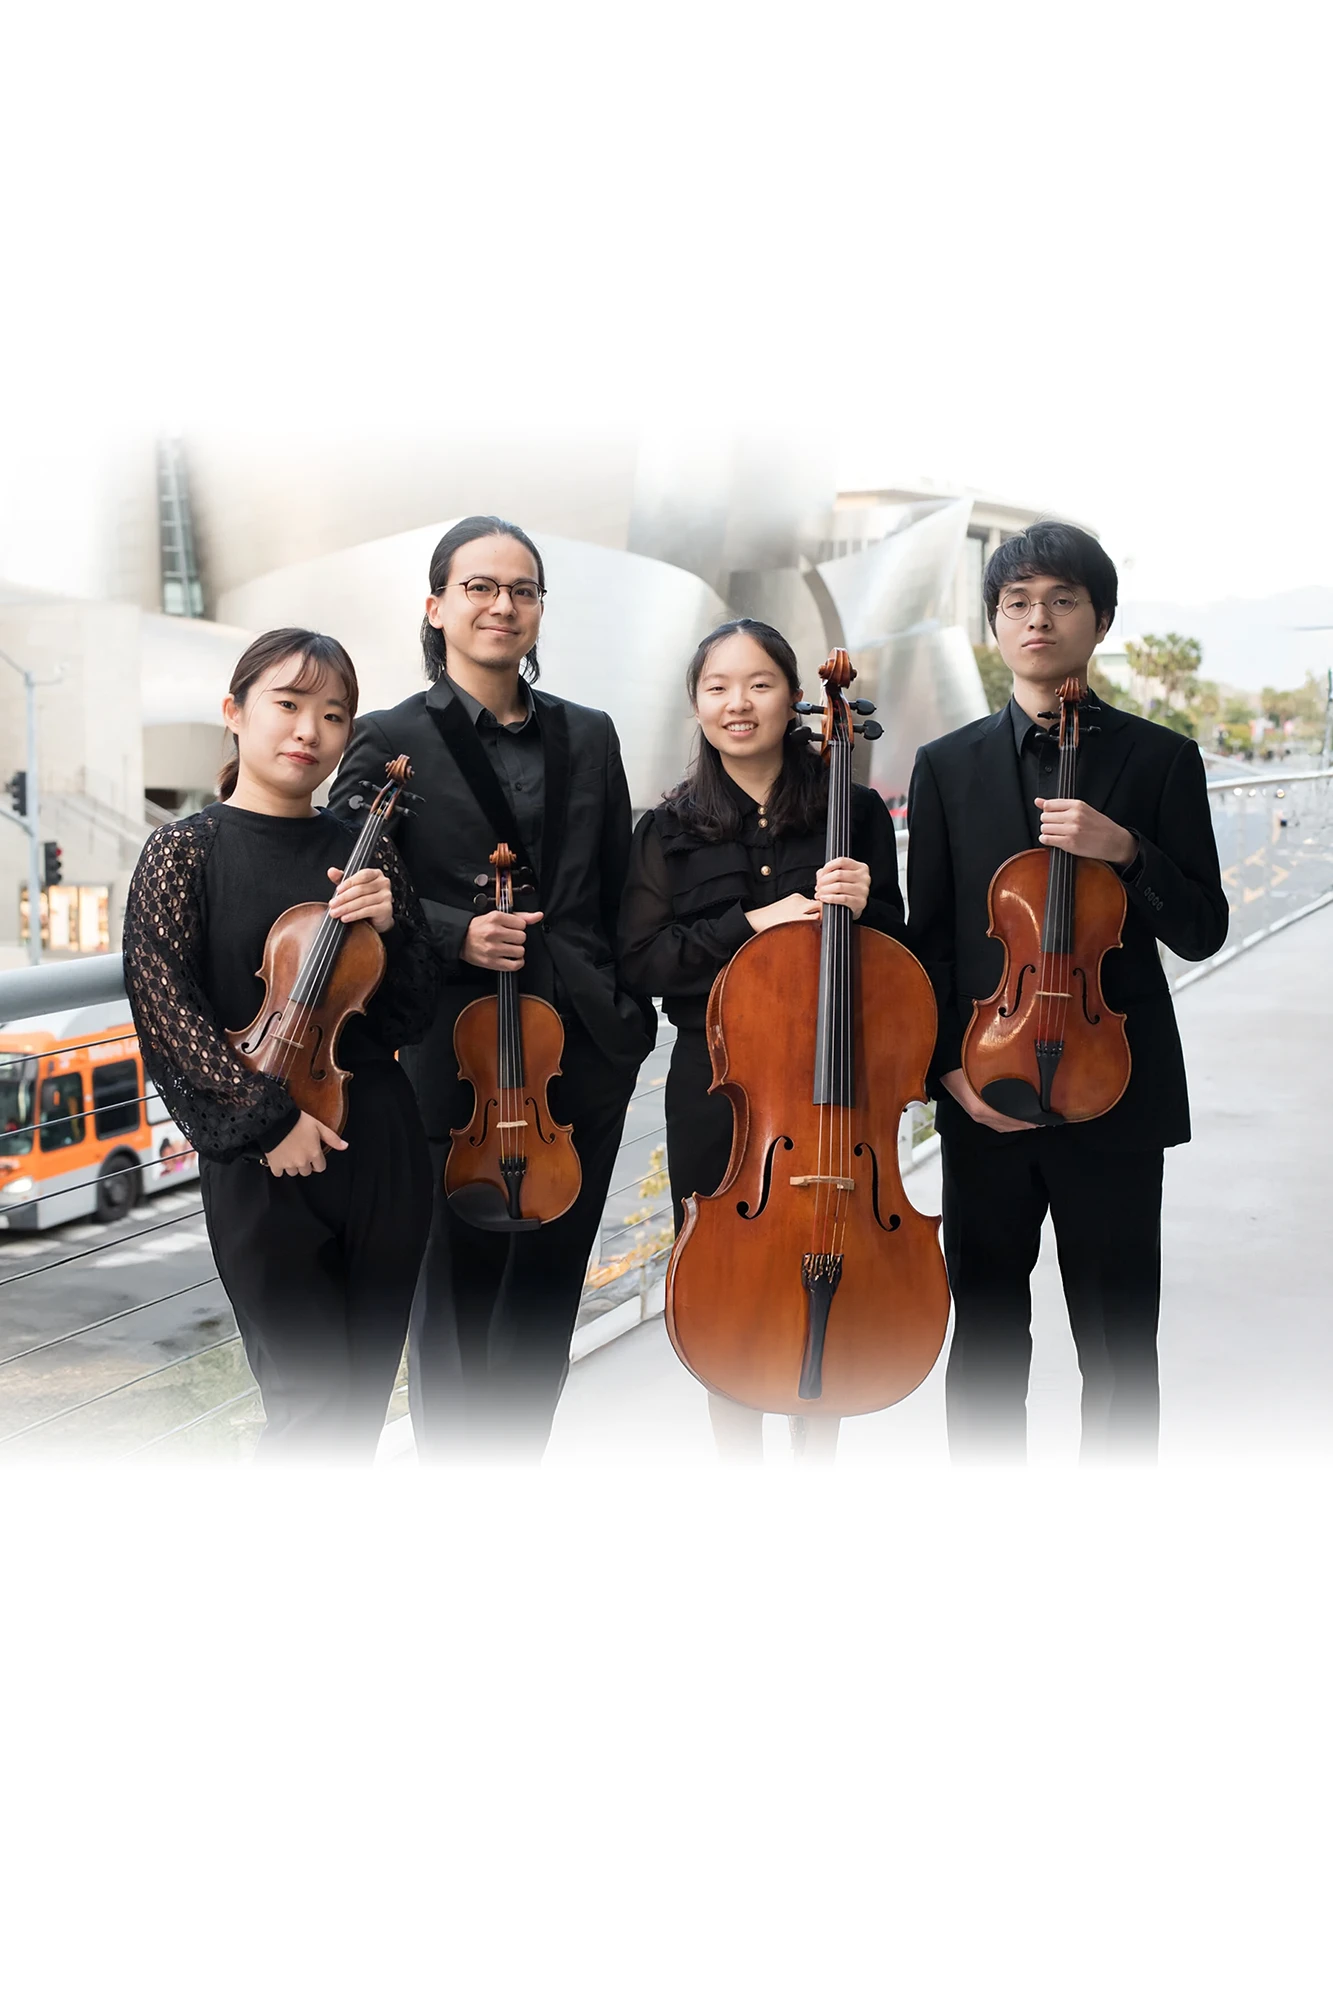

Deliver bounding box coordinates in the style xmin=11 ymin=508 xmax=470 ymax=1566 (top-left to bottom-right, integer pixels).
xmin=122 ymin=629 xmax=441 ymax=1460
xmin=619 ymin=618 xmax=906 ymax=1461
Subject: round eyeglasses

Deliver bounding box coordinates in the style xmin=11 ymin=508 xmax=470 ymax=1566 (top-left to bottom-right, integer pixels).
xmin=454 ymin=576 xmax=545 ymax=607
xmin=998 ymin=590 xmax=1085 ymax=620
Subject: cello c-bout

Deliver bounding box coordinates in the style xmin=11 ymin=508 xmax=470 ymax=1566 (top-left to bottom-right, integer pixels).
xmin=962 ymin=678 xmax=1131 ymax=1125
xmin=664 ymin=651 xmax=950 ymax=1419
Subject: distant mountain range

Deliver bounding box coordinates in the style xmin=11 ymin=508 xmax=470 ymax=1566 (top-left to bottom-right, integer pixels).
xmin=1113 ymin=588 xmax=1333 ymax=695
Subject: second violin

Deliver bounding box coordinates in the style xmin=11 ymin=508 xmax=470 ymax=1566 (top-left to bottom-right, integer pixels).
xmin=962 ymin=678 xmax=1131 ymax=1125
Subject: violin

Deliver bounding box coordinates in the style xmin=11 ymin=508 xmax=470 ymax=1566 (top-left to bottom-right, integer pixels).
xmin=664 ymin=650 xmax=950 ymax=1418
xmin=228 ymin=756 xmax=416 ymax=1133
xmin=962 ymin=678 xmax=1131 ymax=1124
xmin=444 ymin=843 xmax=582 ymax=1232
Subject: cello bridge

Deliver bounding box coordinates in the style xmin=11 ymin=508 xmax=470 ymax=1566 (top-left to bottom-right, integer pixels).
xmin=789 ymin=1175 xmax=855 ymax=1191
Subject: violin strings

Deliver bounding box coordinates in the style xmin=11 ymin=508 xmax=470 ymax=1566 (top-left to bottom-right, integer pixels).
xmin=264 ymin=794 xmax=394 ymax=1089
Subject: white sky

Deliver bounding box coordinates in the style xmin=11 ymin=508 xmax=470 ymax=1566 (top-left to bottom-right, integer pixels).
xmin=2 ymin=0 xmax=1326 ymax=606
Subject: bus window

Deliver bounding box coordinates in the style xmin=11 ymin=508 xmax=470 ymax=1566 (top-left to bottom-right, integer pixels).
xmin=0 ymin=1061 xmax=35 ymax=1156
xmin=39 ymin=1074 xmax=85 ymax=1150
xmin=93 ymin=1058 xmax=142 ymax=1138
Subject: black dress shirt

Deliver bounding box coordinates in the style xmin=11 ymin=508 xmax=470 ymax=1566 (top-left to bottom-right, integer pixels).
xmin=619 ymin=771 xmax=905 ymax=1030
xmin=445 ymin=673 xmax=545 ymax=878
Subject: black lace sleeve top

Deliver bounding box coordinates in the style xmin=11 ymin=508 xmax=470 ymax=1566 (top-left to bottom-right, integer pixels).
xmin=122 ymin=803 xmax=442 ymax=1164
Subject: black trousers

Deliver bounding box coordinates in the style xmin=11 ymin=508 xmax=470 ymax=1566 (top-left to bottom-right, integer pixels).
xmin=200 ymin=1062 xmax=433 ymax=1463
xmin=664 ymin=1027 xmax=733 ymax=1234
xmin=937 ymin=1093 xmax=1164 ymax=1464
xmin=409 ymin=1024 xmax=635 ymax=1461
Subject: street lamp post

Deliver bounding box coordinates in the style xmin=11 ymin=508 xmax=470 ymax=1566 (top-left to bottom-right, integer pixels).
xmin=0 ymin=647 xmax=47 ymax=966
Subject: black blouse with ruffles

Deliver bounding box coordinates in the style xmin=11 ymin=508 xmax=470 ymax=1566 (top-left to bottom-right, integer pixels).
xmin=618 ymin=775 xmax=906 ymax=1031
xmin=122 ymin=802 xmax=442 ymax=1164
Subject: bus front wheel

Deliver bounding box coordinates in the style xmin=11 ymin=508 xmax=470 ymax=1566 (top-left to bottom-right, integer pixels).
xmin=96 ymin=1152 xmax=142 ymax=1224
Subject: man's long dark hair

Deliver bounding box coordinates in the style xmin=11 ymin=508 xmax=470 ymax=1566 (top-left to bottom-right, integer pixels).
xmin=663 ymin=619 xmax=828 ymax=841
xmin=420 ymin=515 xmax=547 ymax=684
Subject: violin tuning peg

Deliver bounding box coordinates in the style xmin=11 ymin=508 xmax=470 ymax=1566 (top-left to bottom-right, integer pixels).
xmin=1037 ymin=709 xmax=1059 ymax=721
xmin=848 ymin=699 xmax=877 ymax=715
xmin=472 ymin=893 xmax=491 ymax=912
xmin=406 ymin=791 xmax=425 ymax=804
xmin=474 ymin=874 xmax=490 ymax=887
xmin=347 ymin=794 xmax=366 ymax=812
xmin=856 ymin=720 xmax=884 ymax=740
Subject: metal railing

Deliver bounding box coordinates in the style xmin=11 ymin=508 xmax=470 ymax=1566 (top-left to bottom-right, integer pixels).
xmin=6 ymin=771 xmax=1327 ymax=1460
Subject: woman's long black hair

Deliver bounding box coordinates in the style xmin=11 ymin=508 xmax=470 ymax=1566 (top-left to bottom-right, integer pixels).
xmin=420 ymin=515 xmax=546 ymax=684
xmin=663 ymin=618 xmax=828 ymax=841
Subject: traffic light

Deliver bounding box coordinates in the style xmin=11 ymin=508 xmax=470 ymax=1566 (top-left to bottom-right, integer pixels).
xmin=6 ymin=771 xmax=26 ymax=819
xmin=42 ymin=841 xmax=62 ymax=887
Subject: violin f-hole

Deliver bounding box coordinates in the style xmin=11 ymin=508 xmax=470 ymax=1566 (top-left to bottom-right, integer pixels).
xmin=1071 ymin=966 xmax=1101 ymax=1026
xmin=998 ymin=961 xmax=1037 ymax=1019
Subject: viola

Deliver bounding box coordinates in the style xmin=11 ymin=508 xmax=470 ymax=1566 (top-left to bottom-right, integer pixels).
xmin=664 ymin=649 xmax=950 ymax=1418
xmin=228 ymin=755 xmax=415 ymax=1133
xmin=962 ymin=677 xmax=1131 ymax=1124
xmin=444 ymin=843 xmax=582 ymax=1232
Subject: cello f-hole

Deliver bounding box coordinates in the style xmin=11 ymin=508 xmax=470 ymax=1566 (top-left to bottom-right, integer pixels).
xmin=853 ymin=1141 xmax=902 ymax=1234
xmin=737 ymin=1134 xmax=793 ymax=1220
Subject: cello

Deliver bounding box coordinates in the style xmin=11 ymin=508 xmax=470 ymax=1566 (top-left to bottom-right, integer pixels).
xmin=444 ymin=842 xmax=582 ymax=1232
xmin=665 ymin=649 xmax=950 ymax=1418
xmin=228 ymin=755 xmax=416 ymax=1133
xmin=962 ymin=678 xmax=1131 ymax=1125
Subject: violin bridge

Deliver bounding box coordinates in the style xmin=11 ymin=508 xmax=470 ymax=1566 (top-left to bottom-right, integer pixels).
xmin=495 ymin=1120 xmax=529 ymax=1130
xmin=789 ymin=1174 xmax=856 ymax=1191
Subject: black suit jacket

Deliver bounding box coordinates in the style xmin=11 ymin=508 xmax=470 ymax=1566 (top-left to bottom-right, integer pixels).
xmin=906 ymin=700 xmax=1229 ymax=1149
xmin=329 ymin=676 xmax=655 ymax=1137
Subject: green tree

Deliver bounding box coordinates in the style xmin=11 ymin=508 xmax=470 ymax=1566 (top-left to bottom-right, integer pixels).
xmin=1261 ymin=674 xmax=1325 ymax=741
xmin=1124 ymin=632 xmax=1204 ymax=737
xmin=973 ymin=645 xmax=1010 ymax=714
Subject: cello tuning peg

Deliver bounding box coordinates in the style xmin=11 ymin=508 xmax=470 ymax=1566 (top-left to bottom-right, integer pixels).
xmin=1037 ymin=708 xmax=1059 ymax=721
xmin=856 ymin=720 xmax=884 ymax=740
xmin=790 ymin=725 xmax=817 ymax=743
xmin=848 ymin=699 xmax=877 ymax=715
xmin=793 ymin=701 xmax=821 ymax=714
xmin=347 ymin=794 xmax=367 ymax=812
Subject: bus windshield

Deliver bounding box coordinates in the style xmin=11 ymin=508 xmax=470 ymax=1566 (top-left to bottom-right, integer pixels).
xmin=0 ymin=1061 xmax=36 ymax=1156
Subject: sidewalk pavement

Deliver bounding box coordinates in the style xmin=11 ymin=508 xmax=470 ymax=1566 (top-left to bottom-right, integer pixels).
xmin=546 ymin=903 xmax=1333 ymax=1467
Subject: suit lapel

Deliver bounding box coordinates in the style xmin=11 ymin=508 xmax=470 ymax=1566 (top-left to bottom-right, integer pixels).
xmin=1075 ymin=698 xmax=1135 ymax=814
xmin=424 ymin=680 xmax=534 ymax=875
xmin=974 ymin=706 xmax=1033 ymax=863
xmin=536 ymin=694 xmax=571 ymax=902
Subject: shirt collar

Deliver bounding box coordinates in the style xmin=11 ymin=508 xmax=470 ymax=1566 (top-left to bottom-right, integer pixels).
xmin=1007 ymin=689 xmax=1103 ymax=756
xmin=444 ymin=672 xmax=536 ymax=734
xmin=719 ymin=767 xmax=763 ymax=818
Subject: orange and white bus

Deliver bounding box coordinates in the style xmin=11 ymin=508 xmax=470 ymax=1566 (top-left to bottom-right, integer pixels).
xmin=0 ymin=1001 xmax=199 ymax=1232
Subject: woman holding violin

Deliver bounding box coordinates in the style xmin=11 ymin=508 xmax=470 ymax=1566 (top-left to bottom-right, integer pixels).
xmin=123 ymin=629 xmax=441 ymax=1460
xmin=906 ymin=523 xmax=1229 ymax=1464
xmin=619 ymin=618 xmax=906 ymax=1462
